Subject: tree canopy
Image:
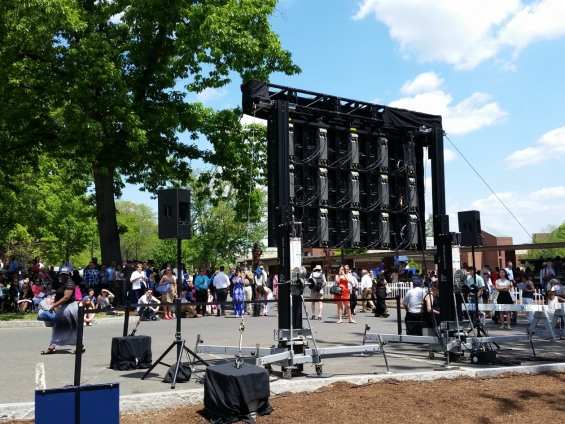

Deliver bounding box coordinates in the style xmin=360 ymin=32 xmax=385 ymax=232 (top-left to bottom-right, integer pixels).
xmin=529 ymin=222 xmax=565 ymax=258
xmin=1 ymin=0 xmax=299 ymax=264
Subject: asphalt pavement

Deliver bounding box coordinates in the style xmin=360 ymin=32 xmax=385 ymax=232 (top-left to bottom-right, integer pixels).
xmin=1 ymin=305 xmax=563 ymax=404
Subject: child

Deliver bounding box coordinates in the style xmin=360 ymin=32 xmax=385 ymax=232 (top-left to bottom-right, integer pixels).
xmin=82 ymin=299 xmax=95 ymax=326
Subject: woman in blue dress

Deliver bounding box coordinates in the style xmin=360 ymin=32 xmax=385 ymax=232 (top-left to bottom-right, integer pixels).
xmin=232 ymin=269 xmax=245 ymax=317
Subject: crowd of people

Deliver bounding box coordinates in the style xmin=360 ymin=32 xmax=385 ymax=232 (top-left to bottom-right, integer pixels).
xmin=1 ymin=254 xmax=564 ymax=352
xmin=399 ymin=258 xmax=565 ymax=335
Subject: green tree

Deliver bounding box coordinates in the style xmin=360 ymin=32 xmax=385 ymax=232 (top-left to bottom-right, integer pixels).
xmin=115 ymin=201 xmax=158 ymax=261
xmin=425 ymin=213 xmax=434 ymax=238
xmin=1 ymin=0 xmax=299 ymax=264
xmin=529 ymin=222 xmax=565 ymax=258
xmin=0 ymin=155 xmax=96 ymax=266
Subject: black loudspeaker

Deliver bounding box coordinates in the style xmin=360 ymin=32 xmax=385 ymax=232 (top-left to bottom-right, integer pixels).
xmin=458 ymin=210 xmax=482 ymax=247
xmin=158 ymin=189 xmax=191 ymax=240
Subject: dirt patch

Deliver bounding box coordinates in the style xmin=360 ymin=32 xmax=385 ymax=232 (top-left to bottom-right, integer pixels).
xmin=124 ymin=372 xmax=564 ymax=424
xmin=8 ymin=372 xmax=565 ymax=424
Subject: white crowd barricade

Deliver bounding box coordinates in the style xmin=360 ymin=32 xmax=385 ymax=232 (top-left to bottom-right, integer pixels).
xmin=387 ymin=282 xmax=412 ymax=299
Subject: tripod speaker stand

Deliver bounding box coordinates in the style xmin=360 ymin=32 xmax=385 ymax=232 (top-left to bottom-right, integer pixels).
xmin=141 ymin=298 xmax=210 ymax=388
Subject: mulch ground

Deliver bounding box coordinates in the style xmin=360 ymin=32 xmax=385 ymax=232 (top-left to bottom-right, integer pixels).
xmin=8 ymin=372 xmax=565 ymax=423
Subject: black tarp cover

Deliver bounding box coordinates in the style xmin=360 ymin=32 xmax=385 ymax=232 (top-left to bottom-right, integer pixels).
xmin=204 ymin=362 xmax=273 ymax=424
xmin=241 ymin=80 xmax=270 ymax=115
xmin=383 ymin=107 xmax=442 ymax=129
xmin=110 ymin=336 xmax=152 ymax=371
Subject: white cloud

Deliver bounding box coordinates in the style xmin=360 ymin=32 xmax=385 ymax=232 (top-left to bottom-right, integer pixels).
xmin=444 ymin=148 xmax=456 ymax=162
xmin=353 ymin=0 xmax=565 ymax=70
xmin=467 ymin=186 xmax=565 ymax=242
xmin=389 ymin=73 xmax=507 ymax=135
xmin=400 ymin=72 xmax=444 ymax=95
xmin=196 ymin=87 xmax=227 ymax=103
xmin=506 ymin=127 xmax=565 ymax=169
xmin=240 ymin=114 xmax=267 ymax=126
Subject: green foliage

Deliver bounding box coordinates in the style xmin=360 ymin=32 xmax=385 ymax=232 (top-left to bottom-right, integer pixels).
xmin=407 ymin=258 xmax=422 ymax=274
xmin=150 ymin=181 xmax=267 ymax=269
xmin=0 ymin=155 xmax=96 ymax=266
xmin=425 ymin=214 xmax=434 ymax=238
xmin=115 ymin=200 xmax=158 ymax=261
xmin=0 ymin=0 xmax=300 ymax=264
xmin=528 ymin=222 xmax=565 ymax=258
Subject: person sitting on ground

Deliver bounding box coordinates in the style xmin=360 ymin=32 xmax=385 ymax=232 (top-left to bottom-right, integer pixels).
xmin=18 ymin=282 xmax=34 ymax=313
xmin=82 ymin=299 xmax=95 ymax=326
xmin=9 ymin=274 xmax=20 ymax=303
xmin=82 ymin=288 xmax=97 ymax=308
xmin=31 ymin=277 xmax=45 ymax=311
xmin=96 ymin=289 xmax=122 ymax=315
xmin=179 ymin=288 xmax=202 ymax=318
xmin=37 ymin=292 xmax=56 ymax=322
xmin=138 ymin=288 xmax=161 ymax=320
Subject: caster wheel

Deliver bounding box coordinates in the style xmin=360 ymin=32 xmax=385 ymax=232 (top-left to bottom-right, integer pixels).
xmin=282 ymin=368 xmax=292 ymax=380
xmin=428 ymin=352 xmax=435 ymax=360
xmin=315 ymin=365 xmax=323 ymax=376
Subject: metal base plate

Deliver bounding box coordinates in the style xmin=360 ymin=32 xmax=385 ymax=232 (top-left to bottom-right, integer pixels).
xmin=306 ymin=373 xmax=334 ymax=378
xmin=434 ymin=365 xmax=460 ymax=371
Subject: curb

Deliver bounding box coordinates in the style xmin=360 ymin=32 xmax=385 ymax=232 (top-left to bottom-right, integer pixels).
xmin=0 ymin=317 xmax=138 ymax=329
xmin=2 ymin=362 xmax=565 ymax=422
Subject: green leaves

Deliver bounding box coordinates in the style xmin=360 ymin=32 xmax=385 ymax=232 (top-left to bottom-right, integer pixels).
xmin=1 ymin=0 xmax=299 ymax=264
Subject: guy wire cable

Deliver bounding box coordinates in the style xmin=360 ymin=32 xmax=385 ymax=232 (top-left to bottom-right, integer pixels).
xmin=444 ymin=133 xmax=548 ymax=255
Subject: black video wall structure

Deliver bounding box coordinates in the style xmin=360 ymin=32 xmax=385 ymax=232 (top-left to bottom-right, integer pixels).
xmin=242 ymin=81 xmax=451 ymax=332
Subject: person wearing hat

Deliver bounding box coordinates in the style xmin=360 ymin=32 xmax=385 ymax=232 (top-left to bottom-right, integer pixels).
xmin=41 ymin=267 xmax=84 ymax=354
xmin=309 ymin=265 xmax=326 ymax=320
xmin=402 ymin=279 xmax=425 ymax=335
xmin=540 ymin=262 xmax=556 ymax=286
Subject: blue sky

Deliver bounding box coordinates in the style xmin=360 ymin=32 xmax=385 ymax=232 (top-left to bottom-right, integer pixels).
xmin=123 ymin=0 xmax=565 ymax=244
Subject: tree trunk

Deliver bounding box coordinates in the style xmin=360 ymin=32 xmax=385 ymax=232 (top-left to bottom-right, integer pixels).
xmin=94 ymin=168 xmax=122 ymax=265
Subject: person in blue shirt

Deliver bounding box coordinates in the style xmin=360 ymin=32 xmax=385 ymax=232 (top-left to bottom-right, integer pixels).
xmin=193 ymin=268 xmax=210 ymax=316
xmin=8 ymin=256 xmax=18 ymax=274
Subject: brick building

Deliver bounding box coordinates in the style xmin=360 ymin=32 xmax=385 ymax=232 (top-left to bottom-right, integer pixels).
xmin=460 ymin=226 xmax=515 ymax=270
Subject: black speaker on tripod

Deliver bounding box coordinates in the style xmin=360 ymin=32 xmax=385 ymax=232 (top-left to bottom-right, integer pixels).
xmin=458 ymin=210 xmax=482 ymax=247
xmin=158 ymin=188 xmax=191 ymax=240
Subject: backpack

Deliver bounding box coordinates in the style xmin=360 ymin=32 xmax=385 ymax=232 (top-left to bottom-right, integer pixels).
xmin=309 ymin=272 xmax=324 ymax=292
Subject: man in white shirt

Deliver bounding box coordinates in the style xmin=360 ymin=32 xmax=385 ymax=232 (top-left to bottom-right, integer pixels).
xmin=138 ymin=288 xmax=160 ymax=320
xmin=130 ymin=262 xmax=148 ymax=306
xmin=360 ymin=269 xmax=375 ymax=312
xmin=213 ymin=266 xmax=230 ymax=316
xmin=540 ymin=262 xmax=556 ymax=284
xmin=402 ymin=279 xmax=424 ymax=335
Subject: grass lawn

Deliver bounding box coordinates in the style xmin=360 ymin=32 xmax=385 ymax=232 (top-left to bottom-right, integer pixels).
xmin=0 ymin=312 xmax=38 ymax=321
xmin=0 ymin=311 xmax=121 ymax=322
